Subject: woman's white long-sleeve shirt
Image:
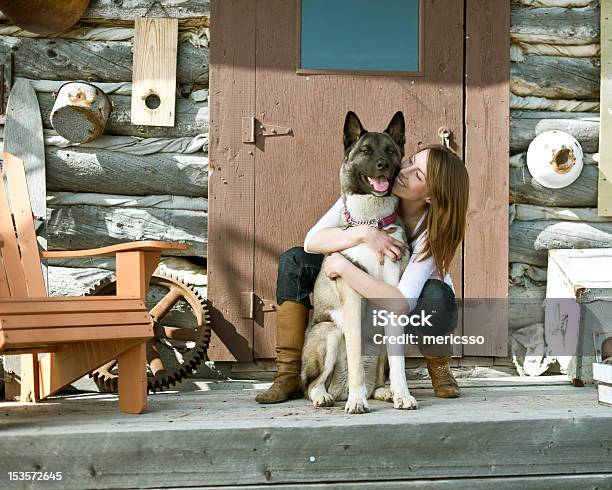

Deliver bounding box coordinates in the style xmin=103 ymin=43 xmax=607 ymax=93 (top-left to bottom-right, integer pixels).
xmin=304 ymin=198 xmax=454 ymax=311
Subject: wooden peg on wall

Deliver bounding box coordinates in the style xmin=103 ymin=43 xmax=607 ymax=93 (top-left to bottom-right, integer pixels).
xmin=131 ymin=16 xmax=178 ymax=127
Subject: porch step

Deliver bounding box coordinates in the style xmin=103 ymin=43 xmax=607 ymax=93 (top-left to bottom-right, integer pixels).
xmin=1 ymin=379 xmax=611 ymax=489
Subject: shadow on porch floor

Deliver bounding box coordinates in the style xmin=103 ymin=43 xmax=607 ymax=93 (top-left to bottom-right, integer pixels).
xmin=1 ymin=376 xmax=611 ymax=489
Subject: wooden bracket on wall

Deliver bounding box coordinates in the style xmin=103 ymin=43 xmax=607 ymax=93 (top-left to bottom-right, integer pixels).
xmin=131 ymin=16 xmax=178 ymax=127
xmin=599 ymin=2 xmax=612 ymax=216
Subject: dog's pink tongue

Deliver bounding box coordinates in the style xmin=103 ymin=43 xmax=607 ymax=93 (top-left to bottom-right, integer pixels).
xmin=368 ymin=176 xmax=389 ymax=192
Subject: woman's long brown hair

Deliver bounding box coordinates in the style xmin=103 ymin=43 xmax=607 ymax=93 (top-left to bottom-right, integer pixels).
xmin=412 ymin=144 xmax=469 ymax=277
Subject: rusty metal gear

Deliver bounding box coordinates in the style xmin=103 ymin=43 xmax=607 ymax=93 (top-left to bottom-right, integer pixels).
xmin=87 ymin=273 xmax=211 ymax=392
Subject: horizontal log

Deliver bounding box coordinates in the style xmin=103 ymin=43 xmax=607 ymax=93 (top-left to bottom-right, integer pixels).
xmin=509 ymin=262 xmax=548 ymax=285
xmin=515 ymin=1 xmax=597 ymax=7
xmin=510 ymin=94 xmax=599 ymax=112
xmin=514 ymin=204 xmax=612 ymax=222
xmin=0 ymin=1 xmax=209 ymax=25
xmin=39 ymin=145 xmax=208 ymax=196
xmin=510 ymin=163 xmax=598 ymax=206
xmin=0 ymin=36 xmax=208 ymax=85
xmin=47 ymin=257 xmax=208 ymax=287
xmin=509 ymin=285 xmax=546 ymax=330
xmin=510 ymin=111 xmax=599 ymax=153
xmin=47 ymin=205 xmax=207 ymax=257
xmin=36 ymin=93 xmax=209 ymax=138
xmin=4 ymin=127 xmax=209 ymax=154
xmin=511 ymin=56 xmax=599 ymax=99
xmin=510 ymin=151 xmax=598 ymax=167
xmin=511 ymin=42 xmax=600 ymax=60
xmin=48 ymin=193 xmax=207 ymax=212
xmin=0 ymin=25 xmax=209 ymax=48
xmin=43 ymin=132 xmax=209 ymax=155
xmin=48 ymin=266 xmax=112 ymax=297
xmin=510 ymin=220 xmax=612 ymax=266
xmin=83 ymin=0 xmax=209 ymax=26
xmin=511 ymin=7 xmax=600 ymax=45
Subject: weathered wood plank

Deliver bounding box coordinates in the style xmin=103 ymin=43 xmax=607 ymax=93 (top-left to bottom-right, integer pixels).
xmin=510 ymin=220 xmax=612 ymax=266
xmin=2 ymin=127 xmax=209 ymax=154
xmin=36 ymin=93 xmax=209 ymax=138
xmin=138 ymin=474 xmax=612 ymax=490
xmin=511 ymin=56 xmax=599 ymax=99
xmin=207 ymin=0 xmax=256 ymax=361
xmin=510 ymin=164 xmax=598 ymax=206
xmin=510 ymin=111 xmax=599 ymax=153
xmin=131 ymin=17 xmax=178 ymax=127
xmin=47 ymin=256 xmax=207 ymax=282
xmin=0 ymin=36 xmax=208 ymax=85
xmin=39 ymin=143 xmax=208 ymax=196
xmin=510 ymin=94 xmax=599 ymax=112
xmin=512 ymin=41 xmax=600 ymax=60
xmin=515 ymin=0 xmax=597 ymax=7
xmin=0 ymin=1 xmax=210 ymax=25
xmin=1 ymin=386 xmax=612 ymax=488
xmin=511 ymin=7 xmax=600 ymax=45
xmin=83 ymin=0 xmax=209 ymax=25
xmin=464 ymin=0 xmax=509 ymax=357
xmin=514 ymin=204 xmax=612 ymax=222
xmin=48 ymin=193 xmax=207 ymax=212
xmin=509 ymin=286 xmax=546 ymax=330
xmin=509 ymin=262 xmax=547 ymax=285
xmin=47 ymin=205 xmax=207 ymax=257
xmin=599 ymin=0 xmax=612 ymax=216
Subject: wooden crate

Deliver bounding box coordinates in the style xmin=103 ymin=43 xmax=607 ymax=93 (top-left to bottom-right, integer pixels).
xmin=593 ymin=362 xmax=612 ymax=407
xmin=545 ymin=249 xmax=612 ymax=385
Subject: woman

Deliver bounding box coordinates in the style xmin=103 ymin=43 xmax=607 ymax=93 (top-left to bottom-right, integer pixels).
xmin=256 ymin=143 xmax=469 ymax=404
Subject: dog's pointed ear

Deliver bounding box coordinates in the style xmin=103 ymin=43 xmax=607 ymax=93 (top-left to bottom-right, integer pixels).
xmin=384 ymin=111 xmax=406 ymax=155
xmin=343 ymin=111 xmax=366 ymax=151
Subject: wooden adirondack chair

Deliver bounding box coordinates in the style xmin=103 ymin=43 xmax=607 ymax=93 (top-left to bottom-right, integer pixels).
xmin=0 ymin=151 xmax=189 ymax=414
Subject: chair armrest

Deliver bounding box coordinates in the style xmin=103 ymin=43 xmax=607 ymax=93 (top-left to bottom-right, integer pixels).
xmin=40 ymin=241 xmax=189 ymax=258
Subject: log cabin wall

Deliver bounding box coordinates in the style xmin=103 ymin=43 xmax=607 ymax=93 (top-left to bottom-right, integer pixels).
xmin=509 ymin=0 xmax=604 ymax=374
xmin=1 ymin=1 xmax=604 ymax=388
xmin=0 ymin=1 xmax=211 ymax=391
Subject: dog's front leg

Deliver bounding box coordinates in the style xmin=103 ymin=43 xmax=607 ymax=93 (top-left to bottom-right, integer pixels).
xmin=384 ymin=309 xmax=417 ymax=410
xmin=336 ymin=279 xmax=369 ymax=413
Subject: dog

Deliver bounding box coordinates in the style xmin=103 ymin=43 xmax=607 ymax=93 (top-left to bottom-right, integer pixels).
xmin=300 ymin=111 xmax=417 ymax=414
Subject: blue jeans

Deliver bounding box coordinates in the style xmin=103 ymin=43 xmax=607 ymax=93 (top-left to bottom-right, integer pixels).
xmin=276 ymin=247 xmax=456 ymax=356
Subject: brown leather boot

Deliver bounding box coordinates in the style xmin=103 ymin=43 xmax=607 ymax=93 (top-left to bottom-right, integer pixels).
xmin=255 ymin=301 xmax=309 ymax=404
xmin=425 ymin=356 xmax=461 ymax=398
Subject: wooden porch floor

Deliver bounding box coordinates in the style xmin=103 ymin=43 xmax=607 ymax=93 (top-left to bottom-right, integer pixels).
xmin=1 ymin=376 xmax=612 ymax=489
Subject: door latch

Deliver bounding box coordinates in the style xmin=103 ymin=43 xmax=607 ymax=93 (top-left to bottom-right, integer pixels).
xmin=242 ymin=116 xmax=292 ymax=143
xmin=438 ymin=127 xmax=451 ymax=148
xmin=240 ymin=292 xmax=277 ymax=319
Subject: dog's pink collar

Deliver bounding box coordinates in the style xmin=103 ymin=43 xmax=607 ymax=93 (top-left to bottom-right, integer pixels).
xmin=343 ymin=207 xmax=398 ymax=229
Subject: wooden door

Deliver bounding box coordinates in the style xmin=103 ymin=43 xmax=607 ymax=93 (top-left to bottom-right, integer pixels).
xmin=209 ymin=0 xmax=509 ymax=360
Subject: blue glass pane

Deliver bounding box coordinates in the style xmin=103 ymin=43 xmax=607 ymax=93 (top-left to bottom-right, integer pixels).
xmin=301 ymin=0 xmax=420 ymax=72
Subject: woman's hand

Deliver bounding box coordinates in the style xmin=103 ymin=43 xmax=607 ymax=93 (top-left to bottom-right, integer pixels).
xmin=323 ymin=252 xmax=350 ymax=279
xmin=360 ymin=226 xmax=406 ymax=265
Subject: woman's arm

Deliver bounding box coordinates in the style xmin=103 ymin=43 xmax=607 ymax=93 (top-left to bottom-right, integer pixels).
xmin=324 ymin=234 xmax=435 ymax=312
xmin=304 ymin=198 xmax=362 ymax=253
xmin=306 ymin=226 xmax=368 ymax=254
xmin=324 ymin=253 xmax=409 ymax=312
xmin=305 ymin=198 xmax=405 ymax=261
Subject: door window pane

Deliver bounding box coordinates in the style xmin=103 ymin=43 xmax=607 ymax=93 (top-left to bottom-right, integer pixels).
xmin=300 ymin=0 xmax=421 ymax=73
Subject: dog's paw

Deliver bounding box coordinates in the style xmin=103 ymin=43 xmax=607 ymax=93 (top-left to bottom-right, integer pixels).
xmin=372 ymin=386 xmax=394 ymax=402
xmin=312 ymin=392 xmax=335 ymax=408
xmin=344 ymin=387 xmax=369 ymax=414
xmin=393 ymin=393 xmax=418 ymax=410
xmin=390 ymin=384 xmax=417 ymax=410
